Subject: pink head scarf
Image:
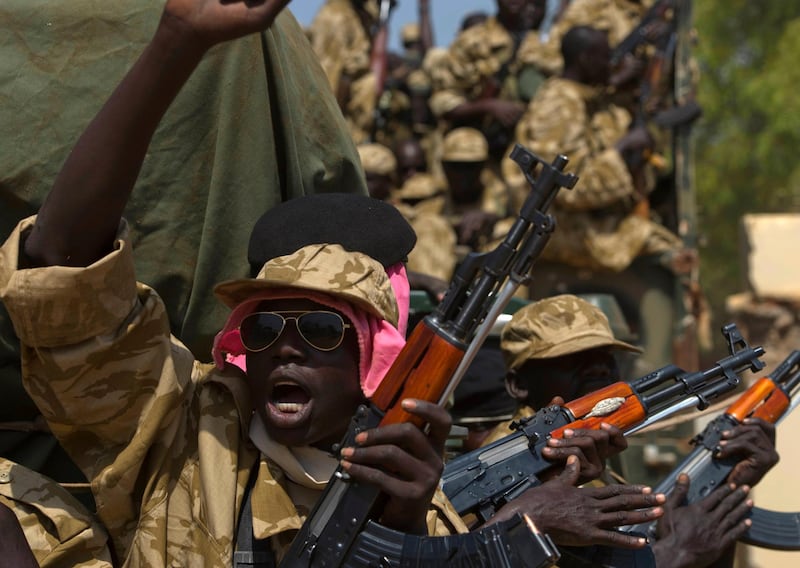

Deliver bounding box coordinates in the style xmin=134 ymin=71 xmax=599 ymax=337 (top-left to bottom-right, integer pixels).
xmin=212 ymin=262 xmax=410 ymax=398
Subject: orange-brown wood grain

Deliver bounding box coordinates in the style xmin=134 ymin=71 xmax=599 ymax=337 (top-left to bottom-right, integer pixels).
xmin=552 ymin=396 xmax=647 ymax=438
xmin=563 ymin=383 xmax=636 ymax=418
xmin=727 ymin=377 xmax=786 ymax=422
xmin=371 ymin=323 xmax=464 ymax=428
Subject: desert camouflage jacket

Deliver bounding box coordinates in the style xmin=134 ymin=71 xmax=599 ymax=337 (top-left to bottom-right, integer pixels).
xmin=0 ymin=217 xmax=465 ymax=567
xmin=0 ymin=459 xmax=113 ymax=567
xmin=502 ymin=77 xmax=682 ymax=271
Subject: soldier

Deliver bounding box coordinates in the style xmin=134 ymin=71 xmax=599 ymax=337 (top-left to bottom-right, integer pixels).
xmin=1 ymin=0 xmax=366 ymax=563
xmin=308 ymin=0 xmax=380 ymax=143
xmin=518 ymin=0 xmax=647 ymax=77
xmin=429 ymin=0 xmax=548 ymax=165
xmin=483 ymin=294 xmax=643 ymax=449
xmin=0 ymin=2 xmax=470 ymax=565
xmin=439 ymin=127 xmax=516 ymax=257
xmin=484 ymin=294 xmax=779 ymax=567
xmin=502 ymin=25 xmax=694 ymax=275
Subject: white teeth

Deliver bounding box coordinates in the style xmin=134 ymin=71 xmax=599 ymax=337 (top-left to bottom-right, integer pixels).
xmin=275 ymin=380 xmax=298 ymax=387
xmin=276 ymin=402 xmax=304 ymax=413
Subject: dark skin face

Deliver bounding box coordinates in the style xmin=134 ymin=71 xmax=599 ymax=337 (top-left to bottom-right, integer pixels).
xmin=442 ymin=161 xmax=485 ymax=204
xmin=579 ymin=33 xmax=612 ymax=86
xmin=365 ymin=171 xmax=395 ymax=201
xmin=507 ymin=347 xmax=620 ymax=410
xmin=246 ymin=298 xmax=364 ymax=450
xmin=394 ymin=139 xmax=427 ymax=183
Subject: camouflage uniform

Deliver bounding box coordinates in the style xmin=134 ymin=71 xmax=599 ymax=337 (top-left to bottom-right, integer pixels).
xmin=429 ymin=17 xmax=546 ymax=164
xmin=1 ymin=3 xmax=366 ymax=562
xmin=440 ymin=128 xmax=518 ymax=258
xmin=0 ymin=219 xmax=466 ymax=566
xmin=0 ymin=459 xmax=113 ymax=567
xmin=502 ymin=77 xmax=683 ymax=272
xmin=391 ymin=173 xmax=457 ymax=282
xmin=309 ymin=0 xmax=378 ymax=144
xmin=519 ymin=0 xmax=646 ymax=76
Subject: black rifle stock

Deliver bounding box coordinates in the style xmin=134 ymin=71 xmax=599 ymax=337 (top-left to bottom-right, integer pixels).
xmin=277 ymin=145 xmax=577 ymax=568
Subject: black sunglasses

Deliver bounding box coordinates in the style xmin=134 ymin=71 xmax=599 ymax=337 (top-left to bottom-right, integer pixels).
xmin=239 ymin=310 xmax=352 ymax=353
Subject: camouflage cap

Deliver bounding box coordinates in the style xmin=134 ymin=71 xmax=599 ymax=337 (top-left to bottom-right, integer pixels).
xmin=394 ymin=173 xmax=443 ymax=201
xmin=501 ymin=294 xmax=642 ymax=371
xmin=214 ymin=243 xmax=399 ymax=327
xmin=358 ymin=143 xmax=397 ymax=176
xmin=401 ymin=22 xmax=421 ymax=44
xmin=441 ymin=127 xmax=489 ymax=162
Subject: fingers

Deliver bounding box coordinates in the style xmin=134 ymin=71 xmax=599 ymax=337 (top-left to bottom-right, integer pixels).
xmin=665 ymin=472 xmax=690 ymax=509
xmin=588 ymin=528 xmax=649 ymax=549
xmin=554 ymin=454 xmax=582 ymax=486
xmin=401 ymin=399 xmax=452 ymax=453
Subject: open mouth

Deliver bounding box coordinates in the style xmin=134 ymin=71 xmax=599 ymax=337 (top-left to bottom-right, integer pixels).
xmin=267 ymin=381 xmax=313 ymax=427
xmin=272 ymin=381 xmax=311 ymax=412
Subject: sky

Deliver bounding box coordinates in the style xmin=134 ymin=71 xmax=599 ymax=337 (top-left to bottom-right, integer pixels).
xmin=290 ymin=0 xmax=497 ymax=50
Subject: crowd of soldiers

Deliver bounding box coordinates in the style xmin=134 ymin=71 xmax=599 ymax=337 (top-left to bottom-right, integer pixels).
xmin=307 ymin=0 xmax=699 ymax=291
xmin=0 ymin=1 xmax=790 ymax=568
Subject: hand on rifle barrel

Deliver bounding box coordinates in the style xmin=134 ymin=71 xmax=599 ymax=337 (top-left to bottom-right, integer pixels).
xmin=339 ymin=399 xmax=450 ymax=534
xmin=488 ymin=456 xmax=665 ymax=548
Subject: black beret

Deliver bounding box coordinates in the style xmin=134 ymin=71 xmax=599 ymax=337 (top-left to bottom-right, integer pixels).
xmin=248 ymin=193 xmax=417 ymax=275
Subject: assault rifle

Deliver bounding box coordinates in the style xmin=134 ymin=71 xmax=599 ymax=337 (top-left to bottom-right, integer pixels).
xmin=441 ymin=323 xmax=765 ymax=525
xmin=368 ymin=0 xmax=393 ymax=142
xmin=624 ymin=350 xmax=800 ymax=550
xmin=278 ymin=145 xmax=577 ymax=568
xmin=610 ymin=0 xmax=676 ymax=67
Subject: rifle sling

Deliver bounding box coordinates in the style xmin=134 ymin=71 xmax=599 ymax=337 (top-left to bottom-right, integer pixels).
xmin=235 ymin=460 xmax=277 ymax=568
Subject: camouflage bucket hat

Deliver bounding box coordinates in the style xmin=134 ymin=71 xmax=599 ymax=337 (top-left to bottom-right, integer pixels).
xmin=441 ymin=127 xmax=489 ymax=162
xmin=358 ymin=143 xmax=397 ymax=176
xmin=394 ymin=173 xmax=442 ymax=201
xmin=501 ymin=294 xmax=642 ymax=371
xmin=214 ymin=243 xmax=399 ymax=327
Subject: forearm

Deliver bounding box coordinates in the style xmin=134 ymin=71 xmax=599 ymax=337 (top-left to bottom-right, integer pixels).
xmin=26 ymin=17 xmax=206 ymax=268
xmin=442 ymin=99 xmax=494 ymax=123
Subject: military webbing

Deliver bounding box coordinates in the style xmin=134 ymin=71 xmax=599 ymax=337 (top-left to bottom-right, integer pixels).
xmin=235 ymin=462 xmax=277 ymax=568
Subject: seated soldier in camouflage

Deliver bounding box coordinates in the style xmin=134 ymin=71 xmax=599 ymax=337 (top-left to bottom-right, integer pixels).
xmin=485 ymin=295 xmax=779 ymax=567
xmin=0 ymin=1 xmax=468 ymax=565
xmin=502 ymin=25 xmax=696 ymax=275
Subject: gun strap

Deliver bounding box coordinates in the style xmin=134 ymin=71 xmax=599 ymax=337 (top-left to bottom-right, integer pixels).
xmin=234 ymin=460 xmax=277 ymax=568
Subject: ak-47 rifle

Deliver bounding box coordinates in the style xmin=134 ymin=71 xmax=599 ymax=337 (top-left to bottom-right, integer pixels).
xmin=610 ymin=0 xmax=676 ymax=67
xmin=441 ymin=323 xmax=766 ymax=525
xmin=624 ymin=350 xmax=800 ymax=550
xmin=278 ymin=145 xmax=577 ymax=568
xmin=368 ymin=0 xmax=393 ymax=142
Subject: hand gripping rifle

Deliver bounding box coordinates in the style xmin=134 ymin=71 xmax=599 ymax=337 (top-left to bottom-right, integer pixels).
xmin=441 ymin=323 xmax=766 ymax=525
xmin=624 ymin=350 xmax=800 ymax=550
xmin=278 ymin=145 xmax=577 ymax=568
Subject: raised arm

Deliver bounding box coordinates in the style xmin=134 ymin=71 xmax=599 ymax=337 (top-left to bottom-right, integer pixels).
xmin=25 ymin=0 xmax=291 ymax=268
